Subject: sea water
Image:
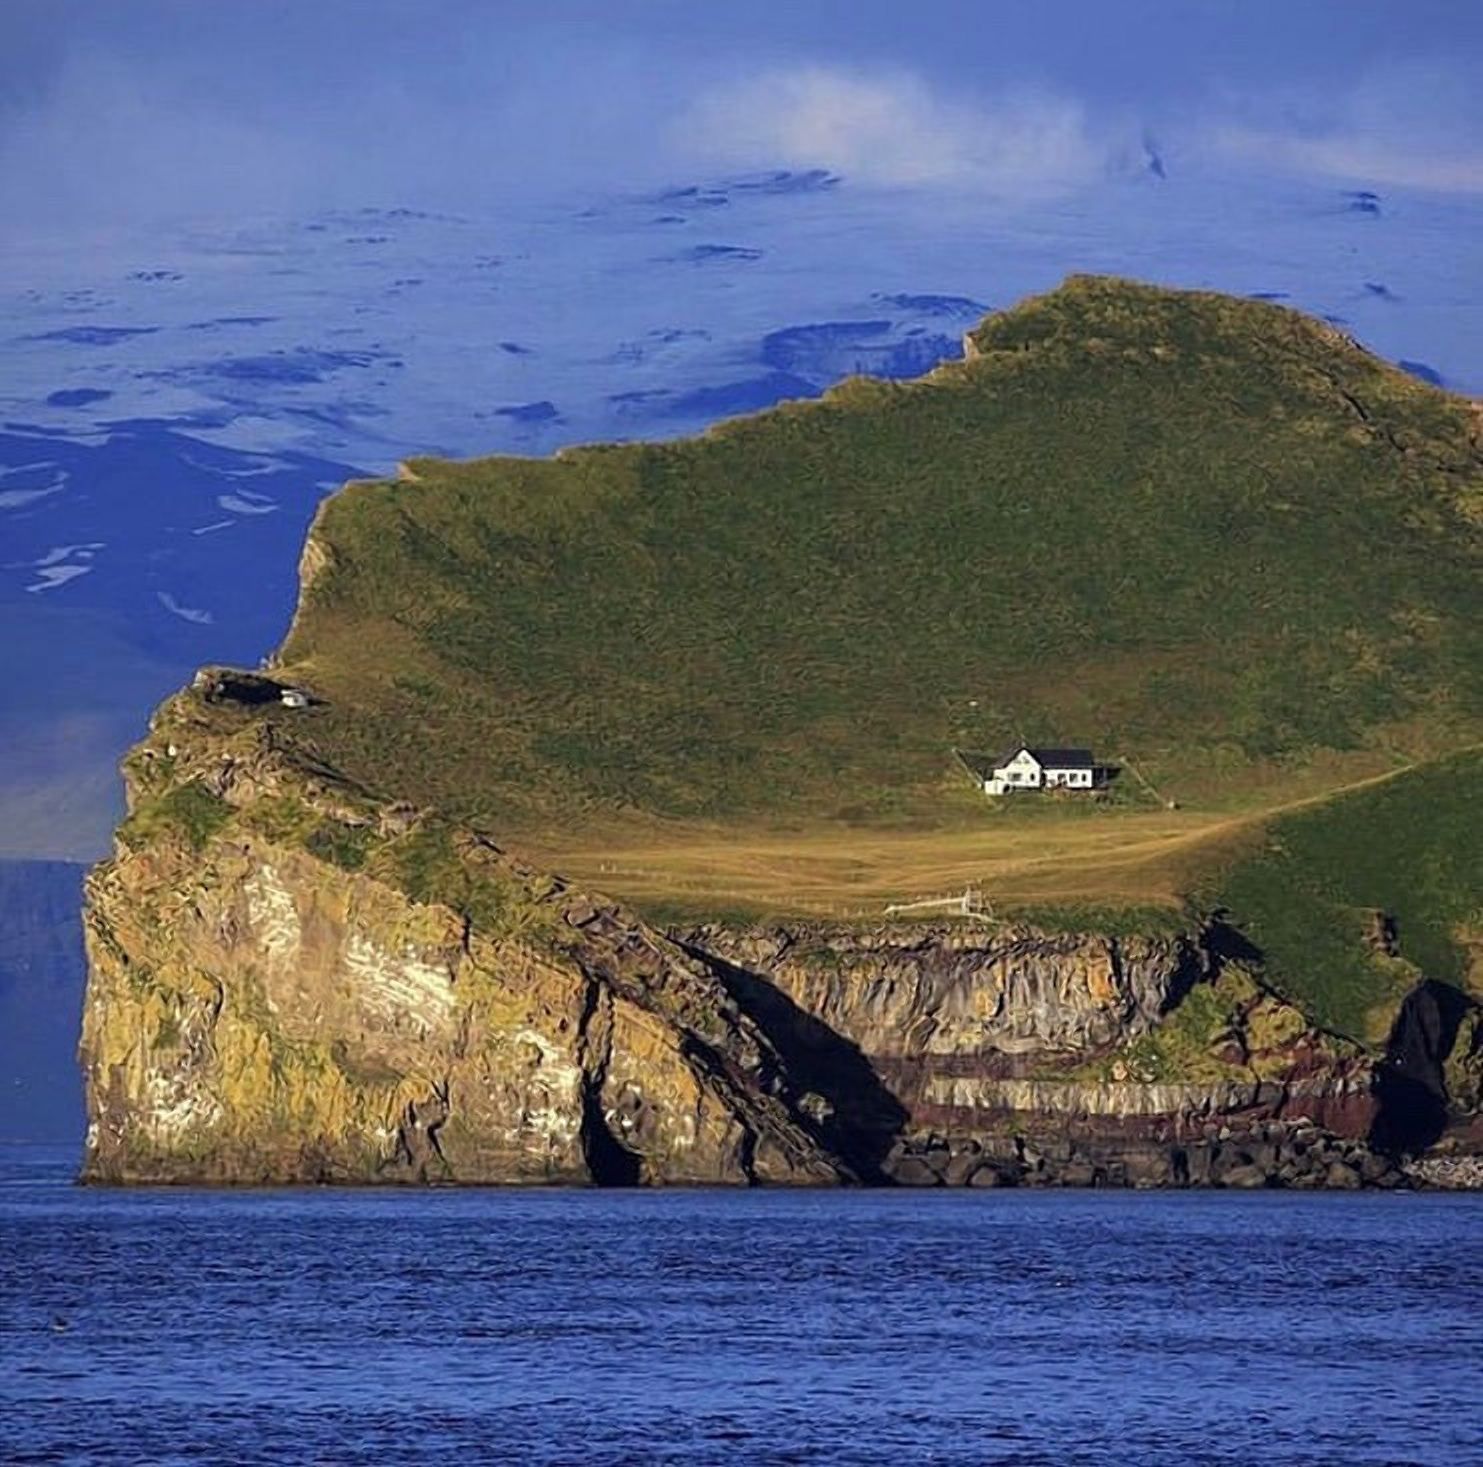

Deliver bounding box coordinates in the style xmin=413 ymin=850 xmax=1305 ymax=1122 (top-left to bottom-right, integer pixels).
xmin=2 ymin=1145 xmax=1480 ymax=1465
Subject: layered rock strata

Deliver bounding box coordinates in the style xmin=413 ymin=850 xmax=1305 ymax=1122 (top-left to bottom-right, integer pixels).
xmin=82 ymin=672 xmax=1479 ymax=1189
xmin=682 ymin=924 xmax=1410 ymax=1188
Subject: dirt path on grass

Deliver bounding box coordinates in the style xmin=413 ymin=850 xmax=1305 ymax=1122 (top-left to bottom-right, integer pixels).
xmin=521 ymin=753 xmax=1449 ymax=920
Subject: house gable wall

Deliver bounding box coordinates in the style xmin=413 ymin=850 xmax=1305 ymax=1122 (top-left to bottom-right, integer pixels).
xmin=986 ymin=747 xmax=1043 ymax=793
xmin=984 ymin=746 xmax=1095 ymax=795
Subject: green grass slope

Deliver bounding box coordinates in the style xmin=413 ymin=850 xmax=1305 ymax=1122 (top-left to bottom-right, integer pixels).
xmin=276 ymin=275 xmax=1483 ymax=836
xmin=1207 ymin=749 xmax=1483 ymax=1042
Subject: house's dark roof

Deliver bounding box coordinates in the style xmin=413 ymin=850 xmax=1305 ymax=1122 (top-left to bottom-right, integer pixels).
xmin=955 ymin=745 xmax=1095 ymax=780
xmin=1025 ymin=746 xmax=1094 ymax=768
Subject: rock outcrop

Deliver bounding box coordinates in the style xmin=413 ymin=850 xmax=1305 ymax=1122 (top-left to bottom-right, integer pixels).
xmin=80 ymin=683 xmax=847 ymax=1186
xmin=81 ymin=672 xmax=1480 ymax=1189
xmin=681 ymin=923 xmax=1411 ymax=1188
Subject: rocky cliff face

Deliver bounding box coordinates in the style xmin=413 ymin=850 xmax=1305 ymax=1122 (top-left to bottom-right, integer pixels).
xmin=80 ymin=676 xmax=846 ymax=1186
xmin=82 ymin=670 xmax=1479 ymax=1188
xmin=681 ymin=923 xmax=1410 ymax=1188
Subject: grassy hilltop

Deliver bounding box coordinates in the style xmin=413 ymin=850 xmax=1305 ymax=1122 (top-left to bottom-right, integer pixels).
xmin=281 ymin=277 xmax=1481 ymax=821
xmin=246 ymin=275 xmax=1483 ymax=1032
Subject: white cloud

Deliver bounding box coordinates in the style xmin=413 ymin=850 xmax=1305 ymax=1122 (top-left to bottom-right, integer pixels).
xmin=0 ymin=483 xmax=65 ymax=510
xmin=1214 ymin=127 xmax=1483 ymax=194
xmin=156 ymin=591 xmax=213 ymax=625
xmin=1207 ymin=61 xmax=1483 ymax=194
xmin=680 ymin=66 xmax=1107 ymax=195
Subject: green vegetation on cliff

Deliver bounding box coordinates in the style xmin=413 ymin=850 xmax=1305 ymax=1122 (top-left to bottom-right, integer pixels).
xmin=118 ymin=781 xmax=232 ymax=852
xmin=1209 ymin=749 xmax=1483 ymax=1040
xmin=1073 ymin=961 xmax=1351 ymax=1085
xmin=84 ymin=273 xmax=1483 ymax=1185
xmin=277 ymin=275 xmax=1482 ymax=836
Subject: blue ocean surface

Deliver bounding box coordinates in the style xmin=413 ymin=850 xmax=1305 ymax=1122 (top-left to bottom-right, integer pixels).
xmin=2 ymin=1147 xmax=1481 ymax=1465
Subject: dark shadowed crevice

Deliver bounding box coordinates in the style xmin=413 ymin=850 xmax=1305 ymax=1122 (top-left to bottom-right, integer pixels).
xmin=1200 ymin=912 xmax=1264 ymax=973
xmin=393 ymin=1084 xmax=451 ymax=1182
xmin=1137 ymin=934 xmax=1205 ymax=1018
xmin=1370 ymin=979 xmax=1470 ymax=1156
xmin=735 ymin=1121 xmax=759 ymax=1186
xmin=575 ymin=978 xmax=641 ymax=1187
xmin=678 ymin=941 xmax=907 ymax=1183
xmin=580 ymin=1084 xmax=641 ymax=1187
xmin=426 ymin=1077 xmax=450 ymax=1164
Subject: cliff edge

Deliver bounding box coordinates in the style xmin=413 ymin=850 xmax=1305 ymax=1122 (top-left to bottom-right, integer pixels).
xmin=81 ymin=674 xmax=846 ymax=1185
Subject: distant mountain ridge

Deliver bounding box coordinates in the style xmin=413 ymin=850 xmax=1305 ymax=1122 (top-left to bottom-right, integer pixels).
xmin=0 ymin=860 xmax=87 ymax=1141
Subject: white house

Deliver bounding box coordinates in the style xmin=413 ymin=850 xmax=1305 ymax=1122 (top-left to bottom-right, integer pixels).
xmin=975 ymin=746 xmax=1096 ymax=795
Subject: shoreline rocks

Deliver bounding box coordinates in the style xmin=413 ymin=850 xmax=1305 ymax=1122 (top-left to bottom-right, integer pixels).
xmin=879 ymin=1123 xmax=1413 ymax=1190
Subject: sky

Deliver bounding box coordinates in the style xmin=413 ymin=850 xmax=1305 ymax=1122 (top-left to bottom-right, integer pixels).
xmin=3 ymin=1 xmax=1482 ymax=228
